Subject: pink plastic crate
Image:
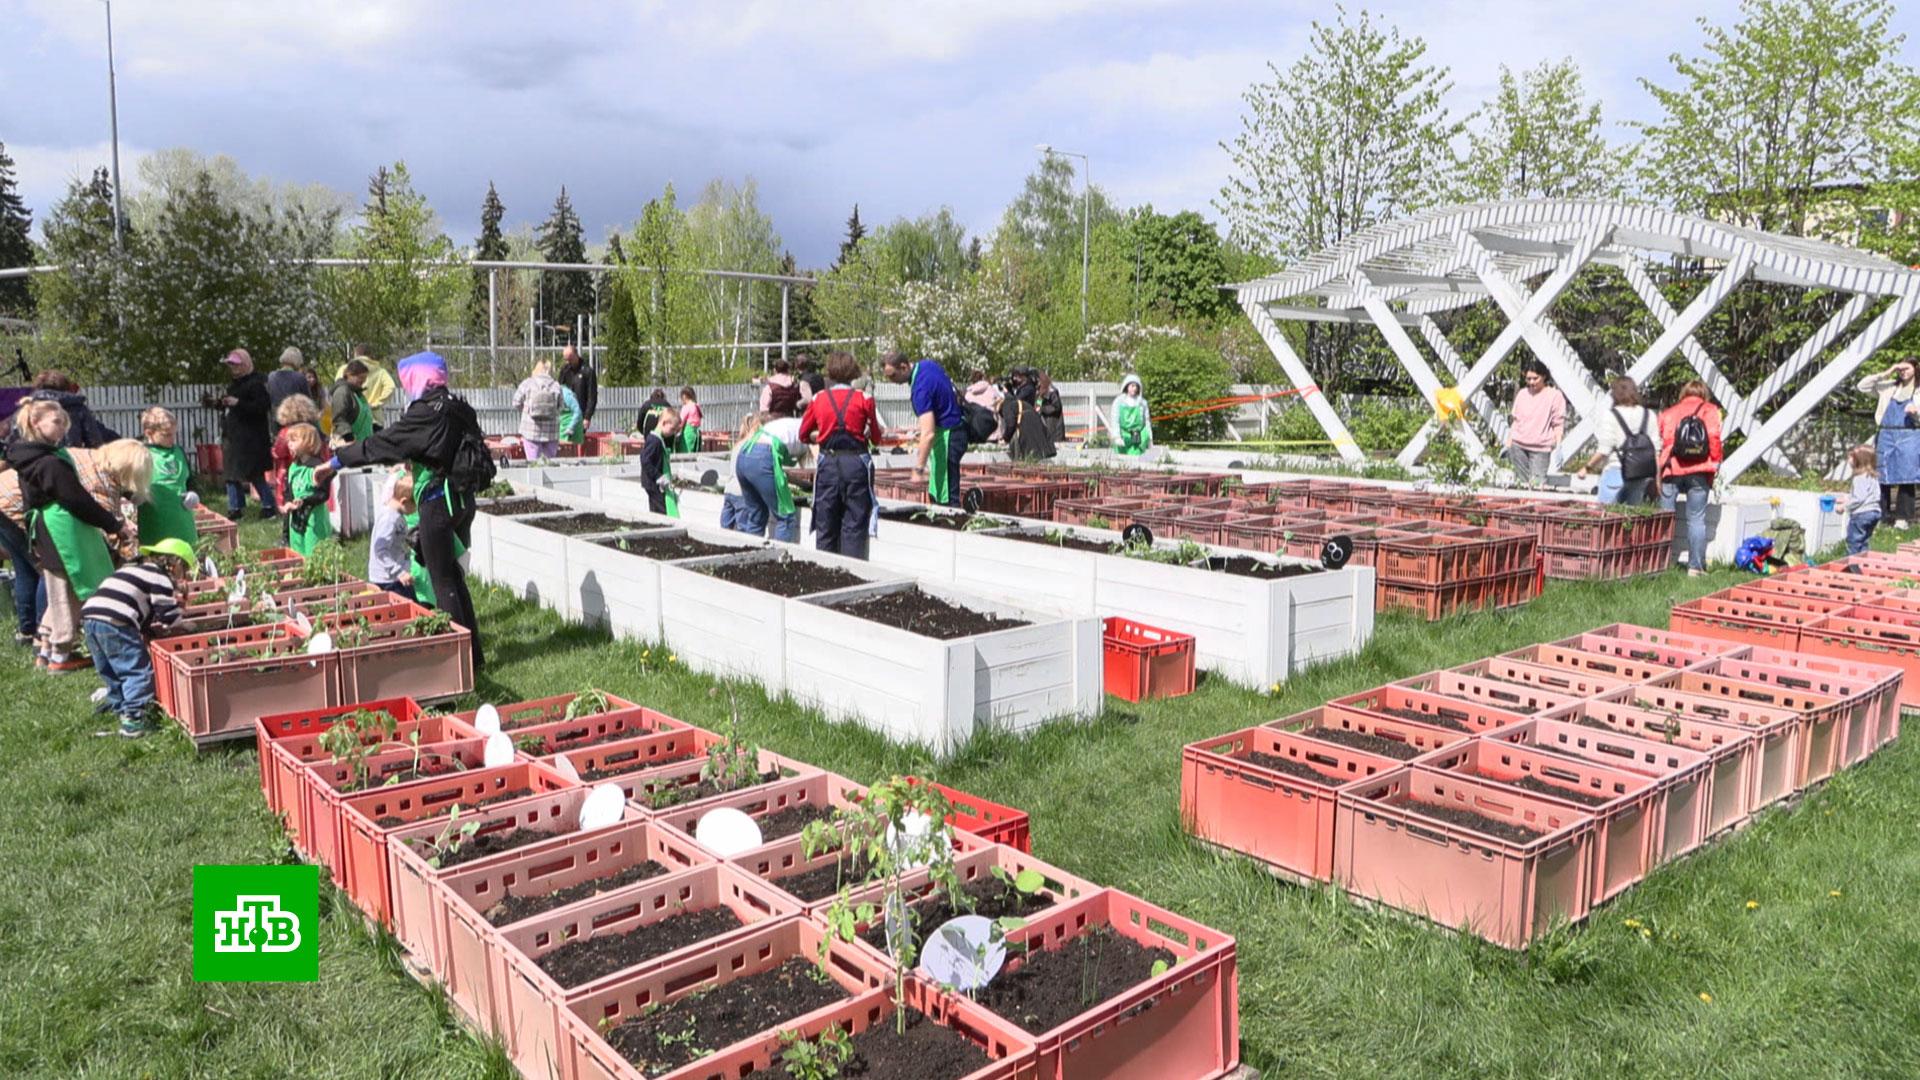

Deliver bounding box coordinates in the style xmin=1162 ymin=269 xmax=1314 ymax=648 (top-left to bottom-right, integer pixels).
xmin=300 ymin=738 xmax=493 ymax=884
xmin=1334 ymin=767 xmax=1597 ymax=949
xmin=446 ymin=691 xmax=649 ymax=733
xmin=1330 ymin=683 xmax=1534 ymax=737
xmin=542 ymin=728 xmax=722 ymax=788
xmin=1489 ymin=716 xmax=1714 ymax=864
xmin=621 ymin=748 xmax=823 ymax=814
xmin=1546 ymin=698 xmax=1755 ymax=839
xmin=1735 ymin=645 xmax=1903 ymax=763
xmin=251 ymin=697 xmax=429 ymax=851
xmin=1557 ymin=623 xmax=1744 ymax=665
xmin=1267 ymin=704 xmax=1473 ymax=760
xmin=496 ymin=705 xmax=696 ymax=758
xmin=1503 ymin=641 xmax=1685 ymax=685
xmin=1451 ymin=655 xmax=1631 ymax=699
xmin=1683 ymin=657 xmax=1875 ymax=786
xmin=1393 ymin=669 xmax=1584 ymax=719
xmin=1611 ymin=684 xmax=1802 ymax=810
xmin=653 ymin=771 xmax=867 ymax=861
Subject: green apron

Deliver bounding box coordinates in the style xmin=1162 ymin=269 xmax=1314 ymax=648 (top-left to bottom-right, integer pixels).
xmin=137 ymin=443 xmax=200 ymax=546
xmin=1115 ymin=398 xmax=1152 ymax=456
xmin=736 ymin=430 xmax=795 ymax=516
xmin=662 ymin=488 xmax=680 ymax=518
xmin=36 ymin=448 xmax=116 ymax=601
xmin=677 ymin=422 xmax=700 ymax=454
xmin=344 ymin=388 xmax=374 ymax=444
xmin=286 ymin=462 xmax=333 ymax=556
xmin=910 ymin=362 xmax=956 ymax=503
xmin=406 ymin=465 xmax=467 ymax=608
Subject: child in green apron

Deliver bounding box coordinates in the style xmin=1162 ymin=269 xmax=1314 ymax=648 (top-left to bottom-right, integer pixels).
xmin=279 ymin=424 xmax=334 ymax=557
xmin=559 ymin=384 xmax=586 ymax=447
xmin=1110 ymin=374 xmax=1152 ymax=456
xmin=676 ymin=387 xmax=702 ymax=454
xmin=137 ymin=407 xmax=200 ymax=547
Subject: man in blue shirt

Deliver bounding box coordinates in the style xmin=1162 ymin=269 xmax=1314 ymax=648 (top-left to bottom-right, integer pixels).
xmin=881 ymin=352 xmax=967 ymax=506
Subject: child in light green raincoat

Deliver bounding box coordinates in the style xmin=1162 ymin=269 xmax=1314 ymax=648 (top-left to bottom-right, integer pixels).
xmin=279 ymin=424 xmax=334 ymax=557
xmin=1109 ymin=374 xmax=1152 ymax=455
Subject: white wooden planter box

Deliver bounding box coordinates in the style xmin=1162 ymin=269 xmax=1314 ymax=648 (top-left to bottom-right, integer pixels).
xmin=569 ymin=528 xmax=767 ymax=641
xmin=482 ymin=512 xmax=582 ymax=611
xmin=782 ymin=581 xmax=1101 ymax=753
xmin=471 ymin=485 xmax=609 ymax=582
xmin=590 ymin=476 xmax=729 ymax=527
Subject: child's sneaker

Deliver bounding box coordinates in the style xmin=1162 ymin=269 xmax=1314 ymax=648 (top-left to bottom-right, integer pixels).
xmin=45 ymin=652 xmax=90 ymax=673
xmin=117 ymin=713 xmax=157 ymax=738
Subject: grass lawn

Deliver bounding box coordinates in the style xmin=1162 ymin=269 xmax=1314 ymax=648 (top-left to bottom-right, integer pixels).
xmin=5 ymin=515 xmax=1920 ymax=1078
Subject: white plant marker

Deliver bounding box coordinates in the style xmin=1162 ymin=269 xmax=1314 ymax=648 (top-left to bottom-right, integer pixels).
xmin=577 ymin=783 xmax=624 ymax=831
xmin=886 ymin=809 xmax=942 ymax=870
xmin=472 ymin=703 xmax=501 ymax=735
xmin=920 ymin=915 xmax=1007 ymax=992
xmin=482 ymin=731 xmax=515 ymax=768
xmin=552 ymin=753 xmax=582 ymax=783
xmin=305 ymin=631 xmax=333 ymax=655
xmin=202 ymin=556 xmax=218 ymax=578
xmin=694 ymin=807 xmax=763 ymax=857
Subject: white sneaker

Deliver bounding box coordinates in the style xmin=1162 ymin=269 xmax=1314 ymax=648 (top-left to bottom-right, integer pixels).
xmin=1896 ymin=520 xmax=1911 ymax=530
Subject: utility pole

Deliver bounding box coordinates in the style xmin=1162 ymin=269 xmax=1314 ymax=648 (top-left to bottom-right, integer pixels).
xmin=102 ymin=0 xmax=125 ymax=254
xmin=1037 ymin=145 xmax=1090 ymax=331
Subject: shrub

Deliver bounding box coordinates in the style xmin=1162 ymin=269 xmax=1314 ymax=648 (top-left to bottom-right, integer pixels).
xmin=1132 ymin=336 xmax=1232 ymax=443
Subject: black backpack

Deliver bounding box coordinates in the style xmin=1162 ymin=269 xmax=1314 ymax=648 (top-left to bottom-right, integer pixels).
xmin=1673 ymin=405 xmax=1711 ymax=463
xmin=1614 ymin=408 xmax=1657 ymax=481
xmin=443 ymin=396 xmax=497 ymax=495
xmin=962 ymin=401 xmax=999 ymax=443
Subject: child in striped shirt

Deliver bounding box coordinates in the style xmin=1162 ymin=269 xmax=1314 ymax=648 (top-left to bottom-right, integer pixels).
xmin=80 ymin=538 xmax=192 ymax=737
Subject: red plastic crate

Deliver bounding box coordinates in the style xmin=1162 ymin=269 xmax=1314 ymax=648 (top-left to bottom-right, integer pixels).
xmin=1668 ymin=596 xmax=1826 ymax=651
xmin=1489 ymin=716 xmax=1714 ymax=864
xmin=1329 ymin=683 xmax=1532 ymax=736
xmin=1051 ymin=495 xmax=1151 ymax=527
xmin=543 ymin=728 xmax=722 ymax=788
xmin=436 ymin=820 xmax=714 ymax=1040
xmin=152 ymin=624 xmax=340 ymax=744
xmin=1452 ymin=655 xmax=1631 ymax=699
xmin=193 ymin=506 xmax=239 ymax=553
xmin=1539 ymin=506 xmax=1676 ymax=550
xmin=252 ymin=696 xmax=428 ymax=844
xmin=1376 ymin=527 xmax=1536 ymax=585
xmin=446 ymin=692 xmax=649 ymax=734
xmin=1268 ymin=704 xmax=1473 ymax=760
xmin=1503 ymin=642 xmax=1685 ymax=684
xmin=559 ymin=917 xmax=890 ymax=1080
xmin=1333 ymin=767 xmax=1597 ymax=950
xmin=1736 ymin=644 xmax=1903 ymax=762
xmin=1799 ymin=610 xmax=1920 ymax=715
xmin=1543 ymin=541 xmax=1673 ymax=581
xmin=1182 ymin=725 xmax=1401 ymax=882
xmin=1685 ymin=656 xmax=1878 ymax=786
xmin=1543 ymin=699 xmax=1755 ymax=839
xmin=1101 ymin=617 xmax=1196 ymax=702
xmin=1393 ymin=669 xmax=1584 ymax=720
xmin=495 ymin=705 xmax=696 ymax=758
xmin=653 ymin=771 xmax=865 ymax=859
xmin=906 ymin=777 xmax=1032 ymax=853
xmin=1419 ymin=740 xmax=1660 ymax=903
xmin=1615 ymin=684 xmax=1802 ymax=810
xmin=315 ymin=597 xmax=475 ymax=704
xmin=1376 ymin=566 xmax=1537 ymax=620
xmin=1554 ymin=624 xmax=1742 ymax=665
xmin=302 ymin=738 xmax=499 ymax=893
xmin=828 ymin=844 xmax=1102 ymax=967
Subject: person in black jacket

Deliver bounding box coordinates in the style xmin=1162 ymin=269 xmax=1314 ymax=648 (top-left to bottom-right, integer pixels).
xmin=28 ymin=371 xmax=121 ymax=449
xmin=640 ymin=411 xmax=681 ymax=514
xmin=317 ymin=351 xmax=485 ymax=670
xmin=558 ymin=346 xmax=598 ymax=433
xmin=210 ymin=349 xmax=277 ymax=518
xmin=8 ymin=399 xmax=124 ymax=669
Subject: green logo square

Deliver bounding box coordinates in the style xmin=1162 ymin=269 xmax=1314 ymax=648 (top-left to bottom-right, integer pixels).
xmin=192 ymin=865 xmax=319 ymax=982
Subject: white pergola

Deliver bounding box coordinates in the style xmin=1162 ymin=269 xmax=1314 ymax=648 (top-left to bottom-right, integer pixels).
xmin=1228 ymin=198 xmax=1920 ymax=484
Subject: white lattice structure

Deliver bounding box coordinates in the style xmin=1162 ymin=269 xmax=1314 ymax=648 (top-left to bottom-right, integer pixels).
xmin=1228 ymin=199 xmax=1920 ymax=484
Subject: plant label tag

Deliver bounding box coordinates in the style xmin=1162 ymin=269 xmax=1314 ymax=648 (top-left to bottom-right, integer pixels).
xmin=304 ymin=632 xmax=333 ymax=656
xmin=482 ymin=732 xmax=514 ymax=768
xmin=886 ymin=809 xmax=941 ymax=870
xmin=920 ymin=915 xmax=1006 ymax=992
xmin=694 ymin=807 xmax=763 ymax=857
xmin=472 ymin=704 xmax=501 ymax=736
xmin=203 ymin=556 xmax=218 ymax=578
xmin=552 ymin=753 xmax=581 ymax=783
xmin=578 ymin=783 xmax=623 ymax=831
xmin=233 ymin=569 xmax=247 ymax=592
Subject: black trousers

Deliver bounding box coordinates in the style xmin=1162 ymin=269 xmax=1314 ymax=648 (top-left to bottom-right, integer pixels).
xmin=1882 ymin=483 xmax=1916 ymax=522
xmin=937 ymin=425 xmax=969 ymax=508
xmin=419 ymin=494 xmax=482 ymax=670
xmin=813 ymin=451 xmax=874 ymax=559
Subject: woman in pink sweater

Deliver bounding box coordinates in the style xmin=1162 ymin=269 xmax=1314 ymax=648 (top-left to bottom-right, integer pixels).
xmin=1504 ymin=359 xmax=1566 ymax=487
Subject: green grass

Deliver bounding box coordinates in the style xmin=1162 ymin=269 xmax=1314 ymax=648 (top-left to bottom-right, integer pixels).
xmin=5 ymin=516 xmax=1920 ymax=1077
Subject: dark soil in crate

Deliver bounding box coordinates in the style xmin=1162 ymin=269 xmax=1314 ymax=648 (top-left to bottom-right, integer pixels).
xmin=825 ymin=587 xmax=1027 ymax=640
xmin=479 ymin=498 xmax=570 ymax=516
xmin=844 ymin=1009 xmax=993 ymax=1079
xmin=601 ymin=957 xmax=849 ymax=1074
xmin=1297 ymin=726 xmax=1420 ymax=760
xmin=857 ymin=875 xmax=1052 ymax=953
xmin=771 ymin=855 xmax=870 ymax=902
xmin=976 ymin=925 xmax=1175 ymax=1036
xmin=486 ymin=860 xmax=670 ymax=926
xmin=1373 ymin=705 xmax=1474 ymax=732
xmin=536 ymin=905 xmax=746 ymax=989
xmin=371 ymin=786 xmax=536 ymax=829
xmin=1244 ymin=749 xmax=1345 ymax=786
xmin=420 ymin=826 xmax=559 ymax=869
xmin=640 ymin=771 xmax=784 ymax=810
xmin=598 ymin=534 xmax=745 ymax=561
xmin=524 ymin=512 xmax=645 ymax=536
xmin=999 ymin=531 xmax=1119 ymax=555
xmin=1481 ymin=771 xmax=1614 ymax=808
xmin=701 ymin=558 xmax=869 ymax=597
xmin=1209 ymin=555 xmax=1323 ymax=579
xmin=581 ymin=745 xmax=698 ymax=782
xmin=755 ymin=802 xmax=838 ymax=842
xmin=1391 ymin=796 xmax=1544 ymax=844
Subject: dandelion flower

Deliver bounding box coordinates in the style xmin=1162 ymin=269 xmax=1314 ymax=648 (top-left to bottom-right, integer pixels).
xmin=1745 ymin=900 xmax=1759 ymax=911
xmin=668 ymin=653 xmax=678 ymax=663
xmin=1699 ymin=992 xmax=1713 ymax=1004
xmin=1640 ymin=928 xmax=1652 ymax=940
xmin=1829 ymin=890 xmax=1842 ymax=898
xmin=1623 ymin=918 xmax=1642 ymax=929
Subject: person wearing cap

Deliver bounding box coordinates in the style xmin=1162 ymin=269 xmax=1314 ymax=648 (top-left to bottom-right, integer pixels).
xmin=214 ymin=349 xmax=278 ymax=518
xmin=80 ymin=537 xmax=191 ymax=737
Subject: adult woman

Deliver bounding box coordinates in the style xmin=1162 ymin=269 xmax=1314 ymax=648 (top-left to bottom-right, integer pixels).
xmin=998 ymin=373 xmax=1056 ymax=461
xmin=321 ymin=352 xmax=487 ymax=670
xmin=760 ymin=357 xmax=803 ymax=418
xmin=9 ymin=401 xmax=123 ymax=669
xmin=734 ymin=411 xmax=801 ymax=543
xmin=964 ymin=368 xmax=1004 ymax=440
xmin=1109 ymin=375 xmax=1152 ymax=456
xmin=1857 ymin=358 xmax=1920 ymax=529
xmin=1579 ymin=377 xmax=1656 ymax=506
xmin=512 ymin=358 xmax=565 ymax=460
xmin=1036 ymin=371 xmax=1066 ymax=442
xmin=215 ymin=349 xmax=276 ymax=517
xmin=799 ymin=352 xmax=885 ymax=558
xmin=1658 ymin=380 xmax=1724 ymax=576
xmin=676 ymin=387 xmax=703 ymax=453
xmin=1505 ymin=359 xmax=1566 ymax=487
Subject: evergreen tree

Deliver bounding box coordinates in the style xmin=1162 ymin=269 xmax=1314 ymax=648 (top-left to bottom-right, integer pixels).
xmin=749 ymin=251 xmax=821 ymax=350
xmin=0 ymin=142 xmax=34 ymax=315
xmin=836 ymin=204 xmax=865 ymax=268
xmin=537 ymin=186 xmax=593 ymax=342
xmin=599 ymin=233 xmax=642 ymax=382
xmin=468 ymin=181 xmax=507 ymax=335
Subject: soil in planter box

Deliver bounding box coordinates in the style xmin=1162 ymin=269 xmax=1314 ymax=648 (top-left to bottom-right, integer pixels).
xmin=1475 ymin=771 xmax=1613 ymax=808
xmin=600 ymin=957 xmax=849 ymax=1074
xmin=525 ymin=512 xmax=644 ymax=536
xmin=1209 ymin=555 xmax=1323 ymax=579
xmin=480 ymin=498 xmax=570 ymax=516
xmin=976 ymin=925 xmax=1175 ymax=1036
xmin=580 ymin=745 xmax=699 ymax=782
xmin=843 ymin=1009 xmax=993 ymax=1080
xmin=371 ymin=786 xmax=535 ymax=830
xmin=418 ymin=826 xmax=561 ymax=870
xmin=771 ymin=854 xmax=871 ymax=903
xmin=1000 ymin=531 xmax=1120 ymax=555
xmin=754 ymin=802 xmax=838 ymax=842
xmin=486 ymin=860 xmax=670 ymax=926
xmin=1244 ymin=749 xmax=1346 ymax=786
xmin=827 ymin=587 xmax=1027 ymax=640
xmin=877 ymin=508 xmax=1007 ymax=532
xmin=639 ymin=770 xmax=785 ymax=810
xmin=857 ymin=875 xmax=1052 ymax=953
xmin=1297 ymin=726 xmax=1421 ymax=761
xmin=536 ymin=905 xmax=746 ymax=988
xmin=598 ymin=534 xmax=746 ymax=561
xmin=700 ymin=557 xmax=869 ymax=597
xmin=1373 ymin=706 xmax=1473 ymax=732
xmin=1390 ymin=797 xmax=1544 ymax=844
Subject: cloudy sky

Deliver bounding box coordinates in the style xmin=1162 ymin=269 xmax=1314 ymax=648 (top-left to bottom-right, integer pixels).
xmin=3 ymin=0 xmax=1912 ymax=265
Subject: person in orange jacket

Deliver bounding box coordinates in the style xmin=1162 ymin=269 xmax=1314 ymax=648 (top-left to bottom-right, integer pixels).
xmin=1657 ymin=380 xmax=1723 ymax=576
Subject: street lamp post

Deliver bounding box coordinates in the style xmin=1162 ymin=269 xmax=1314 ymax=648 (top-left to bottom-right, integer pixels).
xmin=102 ymin=0 xmax=125 ymax=254
xmin=1036 ymin=144 xmax=1090 ymax=331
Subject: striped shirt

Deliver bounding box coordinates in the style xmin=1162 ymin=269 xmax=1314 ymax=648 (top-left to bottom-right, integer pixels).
xmin=80 ymin=562 xmax=184 ymax=633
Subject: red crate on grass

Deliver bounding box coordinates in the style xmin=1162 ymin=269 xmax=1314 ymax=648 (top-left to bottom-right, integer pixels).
xmin=1668 ymin=595 xmax=1827 ymax=651
xmin=559 ymin=917 xmax=890 ymax=1080
xmin=1268 ymin=704 xmax=1473 ymax=760
xmin=598 ymin=744 xmax=819 ymax=812
xmin=437 ymin=820 xmax=713 ymax=1039
xmin=494 ymin=862 xmax=800 ymax=1070
xmin=1685 ymin=656 xmax=1880 ymax=785
xmin=271 ymin=712 xmax=473 ymax=855
xmin=1330 ymin=682 xmax=1533 ymax=736
xmin=1546 ymin=698 xmax=1755 ymax=838
xmin=1377 ymin=527 xmax=1535 ymax=584
xmin=1543 ymin=541 xmax=1673 ymax=580
xmin=494 ymin=706 xmax=694 ymax=758
xmin=1376 ymin=567 xmax=1536 ymax=620
xmin=301 ymin=738 xmax=497 ymax=887
xmin=315 ymin=596 xmax=474 ymax=704
xmin=906 ymin=777 xmax=1032 ymax=852
xmin=1333 ymin=767 xmax=1597 ymax=950
xmin=1739 ymin=574 xmax=1884 ymax=605
xmin=1540 ymin=506 xmax=1676 ymax=550
xmin=253 ymin=696 xmax=430 ymax=844
xmin=1182 ymin=725 xmax=1401 ymax=882
xmin=1736 ymin=644 xmax=1903 ymax=761
xmin=1616 ymin=684 xmax=1802 ymax=810
xmin=1394 ymin=669 xmax=1584 ymax=719
xmin=1452 ymin=655 xmax=1632 ymax=699
xmin=1799 ymin=609 xmax=1920 ymax=715
xmin=193 ymin=442 xmax=224 ymax=474
xmin=152 ymin=624 xmax=340 ymax=744
xmin=445 ymin=692 xmax=649 ymax=734
xmin=1132 ymin=506 xmax=1252 ymax=546
xmin=1489 ymin=716 xmax=1714 ymax=864
xmin=1419 ymin=740 xmax=1660 ymax=903
xmin=193 ymin=506 xmax=239 ymax=553
xmin=543 ymin=728 xmax=723 ymax=787
xmin=1503 ymin=642 xmax=1685 ymax=684
xmin=653 ymin=771 xmax=866 ymax=859
xmin=1051 ymin=496 xmax=1152 ymax=527
xmin=1556 ymin=623 xmax=1743 ymax=664
xmin=333 ymin=761 xmax=577 ymax=925
xmin=1101 ymin=617 xmax=1195 ymax=702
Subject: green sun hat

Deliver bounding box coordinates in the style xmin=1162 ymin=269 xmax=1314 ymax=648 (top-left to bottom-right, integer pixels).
xmin=140 ymin=538 xmax=197 ymax=565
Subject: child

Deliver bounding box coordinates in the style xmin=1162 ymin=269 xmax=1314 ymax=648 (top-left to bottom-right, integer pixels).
xmin=368 ymin=467 xmax=414 ymax=598
xmin=9 ymin=399 xmax=122 ymax=671
xmin=719 ymin=413 xmax=762 ymax=533
xmin=82 ymin=537 xmax=190 ymax=737
xmin=1847 ymin=445 xmax=1883 ymax=555
xmin=279 ymin=423 xmax=333 ymax=556
xmin=641 ymin=412 xmax=681 ymax=516
xmin=137 ymin=407 xmax=200 ymax=547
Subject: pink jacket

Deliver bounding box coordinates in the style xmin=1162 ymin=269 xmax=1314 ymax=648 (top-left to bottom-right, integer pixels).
xmin=1507 ymin=386 xmax=1566 ymax=452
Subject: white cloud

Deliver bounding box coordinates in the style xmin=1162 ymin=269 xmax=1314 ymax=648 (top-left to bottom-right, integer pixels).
xmin=20 ymin=0 xmax=430 ymax=78
xmin=652 ymin=0 xmax=1189 ymax=61
xmin=8 ymin=141 xmax=155 ymax=232
xmin=1024 ymin=48 xmax=1279 ymax=125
